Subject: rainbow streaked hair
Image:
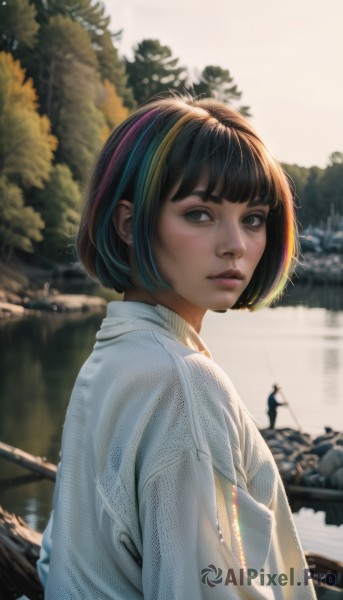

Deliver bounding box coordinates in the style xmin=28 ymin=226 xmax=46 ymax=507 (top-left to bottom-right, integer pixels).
xmin=77 ymin=94 xmax=298 ymax=310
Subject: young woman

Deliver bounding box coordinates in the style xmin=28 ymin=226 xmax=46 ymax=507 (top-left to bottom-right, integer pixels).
xmin=40 ymin=95 xmax=316 ymax=599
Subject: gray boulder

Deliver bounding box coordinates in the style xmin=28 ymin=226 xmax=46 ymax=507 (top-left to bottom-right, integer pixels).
xmin=318 ymin=446 xmax=343 ymax=478
xmin=329 ymin=467 xmax=343 ymax=490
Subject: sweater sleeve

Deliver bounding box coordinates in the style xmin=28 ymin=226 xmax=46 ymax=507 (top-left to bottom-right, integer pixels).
xmin=139 ymin=447 xmax=254 ymax=600
xmin=37 ymin=460 xmax=62 ymax=589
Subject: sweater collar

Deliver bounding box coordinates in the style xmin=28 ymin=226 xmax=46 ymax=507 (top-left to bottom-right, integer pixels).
xmin=97 ymin=301 xmax=212 ymax=358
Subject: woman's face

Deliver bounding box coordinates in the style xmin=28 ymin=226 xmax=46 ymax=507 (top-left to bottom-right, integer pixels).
xmin=153 ymin=184 xmax=269 ymax=324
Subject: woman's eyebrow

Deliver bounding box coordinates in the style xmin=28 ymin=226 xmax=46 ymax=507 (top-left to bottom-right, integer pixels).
xmin=247 ymin=197 xmax=269 ymax=207
xmin=172 ymin=190 xmax=223 ymax=204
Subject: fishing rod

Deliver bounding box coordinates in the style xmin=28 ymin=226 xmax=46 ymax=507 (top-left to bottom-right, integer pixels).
xmin=264 ymin=348 xmax=303 ymax=432
xmin=277 ymin=388 xmax=303 ymax=432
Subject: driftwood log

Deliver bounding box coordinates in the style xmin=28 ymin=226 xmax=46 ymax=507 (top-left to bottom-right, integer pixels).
xmin=0 ymin=443 xmax=53 ymax=598
xmin=0 ymin=443 xmax=57 ymax=482
xmin=0 ymin=506 xmax=43 ymax=600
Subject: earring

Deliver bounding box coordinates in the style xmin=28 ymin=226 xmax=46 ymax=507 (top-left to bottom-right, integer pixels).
xmin=128 ymin=237 xmax=133 ymax=247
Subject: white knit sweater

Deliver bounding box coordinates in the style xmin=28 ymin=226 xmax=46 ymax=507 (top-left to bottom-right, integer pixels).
xmin=42 ymin=301 xmax=316 ymax=599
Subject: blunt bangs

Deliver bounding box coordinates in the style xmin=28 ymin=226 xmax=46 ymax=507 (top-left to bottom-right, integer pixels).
xmin=167 ymin=121 xmax=280 ymax=209
xmin=77 ymin=94 xmax=297 ymax=309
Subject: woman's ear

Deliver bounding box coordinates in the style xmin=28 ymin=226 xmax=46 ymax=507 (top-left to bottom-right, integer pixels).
xmin=112 ymin=200 xmax=133 ymax=246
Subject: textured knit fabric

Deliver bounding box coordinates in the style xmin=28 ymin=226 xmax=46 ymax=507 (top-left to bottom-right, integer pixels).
xmin=43 ymin=301 xmax=316 ymax=599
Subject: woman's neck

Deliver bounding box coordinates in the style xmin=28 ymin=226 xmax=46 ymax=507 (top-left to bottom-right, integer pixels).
xmin=123 ymin=288 xmax=206 ymax=334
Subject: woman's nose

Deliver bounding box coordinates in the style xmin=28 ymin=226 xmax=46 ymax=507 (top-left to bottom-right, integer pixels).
xmin=216 ymin=222 xmax=246 ymax=258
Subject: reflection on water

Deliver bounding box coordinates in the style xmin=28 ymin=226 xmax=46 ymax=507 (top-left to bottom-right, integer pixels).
xmin=292 ymin=510 xmax=343 ymax=561
xmin=323 ymin=348 xmax=340 ymax=406
xmin=290 ymin=498 xmax=343 ymax=527
xmin=279 ymin=281 xmax=343 ymax=311
xmin=0 ymin=312 xmax=103 ymax=462
xmin=0 ymin=283 xmax=342 ymax=558
xmin=0 ymin=312 xmax=103 ymax=530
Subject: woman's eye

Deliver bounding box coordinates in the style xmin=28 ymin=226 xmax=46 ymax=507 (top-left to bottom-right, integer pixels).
xmin=244 ymin=213 xmax=267 ymax=228
xmin=185 ymin=210 xmax=212 ymax=222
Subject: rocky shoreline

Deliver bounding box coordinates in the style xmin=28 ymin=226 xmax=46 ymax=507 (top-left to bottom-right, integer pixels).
xmin=0 ymin=288 xmax=106 ymax=318
xmin=261 ymin=427 xmax=343 ymax=491
xmin=296 ymin=253 xmax=343 ymax=284
xmin=0 ymin=260 xmax=106 ymax=319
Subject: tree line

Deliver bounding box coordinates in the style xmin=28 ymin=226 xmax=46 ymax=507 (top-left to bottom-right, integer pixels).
xmin=0 ymin=0 xmax=342 ymax=265
xmin=283 ymin=154 xmax=343 ymax=229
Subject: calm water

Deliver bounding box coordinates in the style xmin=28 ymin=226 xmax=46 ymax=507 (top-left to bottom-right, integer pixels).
xmin=0 ymin=283 xmax=342 ymax=559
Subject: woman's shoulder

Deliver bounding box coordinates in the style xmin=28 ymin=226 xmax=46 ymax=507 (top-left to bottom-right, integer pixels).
xmin=130 ymin=328 xmax=245 ymax=428
xmin=92 ymin=325 xmax=245 ymax=476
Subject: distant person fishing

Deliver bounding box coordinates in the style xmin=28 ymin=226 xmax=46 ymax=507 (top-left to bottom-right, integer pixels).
xmin=267 ymin=384 xmax=289 ymax=428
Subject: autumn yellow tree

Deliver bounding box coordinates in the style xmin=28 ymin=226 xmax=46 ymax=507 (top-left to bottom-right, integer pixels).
xmin=97 ymin=79 xmax=129 ymax=140
xmin=0 ymin=52 xmax=57 ymax=256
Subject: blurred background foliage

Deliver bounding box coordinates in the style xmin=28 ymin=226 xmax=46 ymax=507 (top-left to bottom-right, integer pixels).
xmin=0 ymin=0 xmax=342 ymax=265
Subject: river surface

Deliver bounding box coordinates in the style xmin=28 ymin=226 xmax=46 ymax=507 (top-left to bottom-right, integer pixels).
xmin=0 ymin=282 xmax=342 ymax=560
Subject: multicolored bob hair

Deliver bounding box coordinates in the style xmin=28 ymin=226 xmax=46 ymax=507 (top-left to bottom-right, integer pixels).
xmin=77 ymin=94 xmax=298 ymax=310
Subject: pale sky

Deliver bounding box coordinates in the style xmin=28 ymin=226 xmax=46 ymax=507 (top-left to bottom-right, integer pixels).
xmin=104 ymin=0 xmax=343 ymax=169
